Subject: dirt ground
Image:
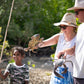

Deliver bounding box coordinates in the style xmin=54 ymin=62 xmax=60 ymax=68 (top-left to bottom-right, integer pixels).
xmin=25 ymin=56 xmax=53 ymax=84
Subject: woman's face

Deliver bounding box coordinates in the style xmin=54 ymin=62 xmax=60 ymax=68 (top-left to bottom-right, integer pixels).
xmin=59 ymin=25 xmax=74 ymax=34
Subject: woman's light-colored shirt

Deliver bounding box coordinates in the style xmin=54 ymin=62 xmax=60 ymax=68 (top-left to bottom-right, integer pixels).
xmin=55 ymin=33 xmax=76 ymax=74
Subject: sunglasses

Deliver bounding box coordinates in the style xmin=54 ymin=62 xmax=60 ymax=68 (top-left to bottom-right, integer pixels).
xmin=75 ymin=9 xmax=84 ymax=15
xmin=59 ymin=25 xmax=67 ymax=30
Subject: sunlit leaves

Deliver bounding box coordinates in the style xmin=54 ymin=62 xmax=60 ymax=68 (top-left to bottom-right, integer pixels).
xmin=32 ymin=64 xmax=35 ymax=68
xmin=9 ymin=59 xmax=15 ymax=63
xmin=27 ymin=61 xmax=35 ymax=68
xmin=0 ymin=27 xmax=10 ymax=57
xmin=50 ymin=53 xmax=55 ymax=62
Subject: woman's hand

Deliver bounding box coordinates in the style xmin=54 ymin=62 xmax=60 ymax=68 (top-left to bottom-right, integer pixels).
xmin=56 ymin=46 xmax=75 ymax=59
xmin=37 ymin=42 xmax=44 ymax=48
xmin=56 ymin=51 xmax=67 ymax=59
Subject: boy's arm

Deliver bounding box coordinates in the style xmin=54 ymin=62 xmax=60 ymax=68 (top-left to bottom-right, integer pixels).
xmin=24 ymin=81 xmax=29 ymax=84
xmin=0 ymin=69 xmax=9 ymax=79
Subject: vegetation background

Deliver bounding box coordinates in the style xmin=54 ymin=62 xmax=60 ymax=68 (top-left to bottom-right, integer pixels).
xmin=0 ymin=0 xmax=74 ymax=48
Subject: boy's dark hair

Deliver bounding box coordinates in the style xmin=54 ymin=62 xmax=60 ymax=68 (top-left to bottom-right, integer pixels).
xmin=12 ymin=46 xmax=25 ymax=56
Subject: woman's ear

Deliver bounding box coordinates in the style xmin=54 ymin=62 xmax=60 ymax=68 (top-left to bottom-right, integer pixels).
xmin=22 ymin=55 xmax=25 ymax=58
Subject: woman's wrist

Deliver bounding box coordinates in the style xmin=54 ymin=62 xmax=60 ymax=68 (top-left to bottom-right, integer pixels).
xmin=38 ymin=42 xmax=44 ymax=48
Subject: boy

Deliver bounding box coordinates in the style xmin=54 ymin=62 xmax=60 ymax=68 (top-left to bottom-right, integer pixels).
xmin=0 ymin=46 xmax=29 ymax=84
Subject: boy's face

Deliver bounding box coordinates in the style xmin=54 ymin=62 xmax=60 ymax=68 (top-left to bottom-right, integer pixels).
xmin=13 ymin=50 xmax=24 ymax=62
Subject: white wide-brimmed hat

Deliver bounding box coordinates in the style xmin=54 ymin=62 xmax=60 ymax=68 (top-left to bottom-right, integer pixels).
xmin=67 ymin=0 xmax=84 ymax=10
xmin=54 ymin=13 xmax=77 ymax=27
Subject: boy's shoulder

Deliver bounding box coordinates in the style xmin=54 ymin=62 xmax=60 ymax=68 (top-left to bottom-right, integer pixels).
xmin=6 ymin=63 xmax=15 ymax=71
xmin=7 ymin=63 xmax=14 ymax=67
xmin=7 ymin=63 xmax=29 ymax=69
xmin=23 ymin=64 xmax=29 ymax=69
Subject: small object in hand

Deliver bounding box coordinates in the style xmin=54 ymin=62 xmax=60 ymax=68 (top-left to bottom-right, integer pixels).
xmin=59 ymin=54 xmax=64 ymax=59
xmin=24 ymin=34 xmax=44 ymax=53
xmin=54 ymin=59 xmax=67 ymax=78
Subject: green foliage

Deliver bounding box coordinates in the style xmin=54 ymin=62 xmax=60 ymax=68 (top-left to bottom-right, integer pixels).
xmin=45 ymin=72 xmax=51 ymax=76
xmin=27 ymin=61 xmax=35 ymax=68
xmin=0 ymin=27 xmax=10 ymax=56
xmin=50 ymin=53 xmax=55 ymax=62
xmin=27 ymin=61 xmax=31 ymax=65
xmin=0 ymin=0 xmax=75 ymax=46
xmin=9 ymin=59 xmax=15 ymax=63
xmin=0 ymin=27 xmax=3 ymax=42
xmin=76 ymin=18 xmax=81 ymax=26
xmin=32 ymin=64 xmax=35 ymax=68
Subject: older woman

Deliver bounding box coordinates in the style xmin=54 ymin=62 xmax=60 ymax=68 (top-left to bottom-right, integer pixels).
xmin=38 ymin=13 xmax=77 ymax=84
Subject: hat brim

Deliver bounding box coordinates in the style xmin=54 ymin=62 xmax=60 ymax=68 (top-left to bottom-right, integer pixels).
xmin=67 ymin=7 xmax=84 ymax=10
xmin=54 ymin=22 xmax=77 ymax=27
xmin=54 ymin=22 xmax=68 ymax=26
